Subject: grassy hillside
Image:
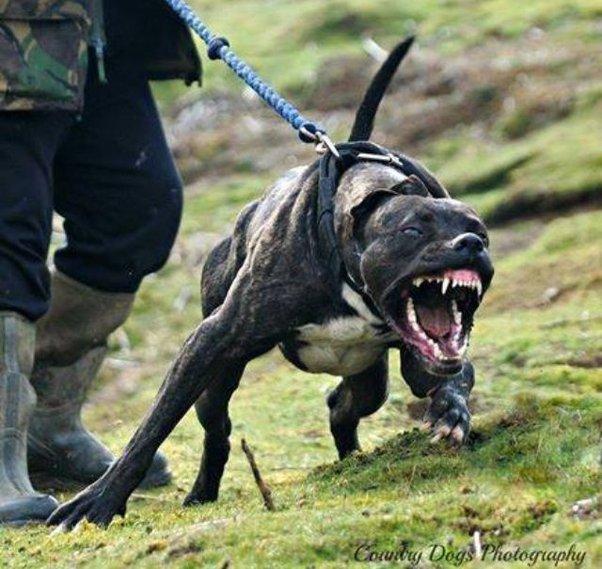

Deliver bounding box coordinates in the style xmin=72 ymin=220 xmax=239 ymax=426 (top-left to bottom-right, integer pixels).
xmin=1 ymin=1 xmax=601 ymax=567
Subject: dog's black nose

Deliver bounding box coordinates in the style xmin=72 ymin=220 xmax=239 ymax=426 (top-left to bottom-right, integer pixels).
xmin=452 ymin=233 xmax=484 ymax=254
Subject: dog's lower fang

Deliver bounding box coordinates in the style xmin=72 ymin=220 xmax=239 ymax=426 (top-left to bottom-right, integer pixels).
xmin=452 ymin=300 xmax=462 ymax=326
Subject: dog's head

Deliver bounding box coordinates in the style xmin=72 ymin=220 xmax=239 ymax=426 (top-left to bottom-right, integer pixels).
xmin=334 ymin=162 xmax=494 ymax=375
xmin=329 ymin=36 xmax=493 ymax=376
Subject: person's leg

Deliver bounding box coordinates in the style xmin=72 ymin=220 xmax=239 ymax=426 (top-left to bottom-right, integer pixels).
xmin=0 ymin=111 xmax=73 ymax=524
xmin=0 ymin=111 xmax=71 ymax=321
xmin=54 ymin=62 xmax=183 ymax=295
xmin=29 ymin=62 xmax=182 ymax=488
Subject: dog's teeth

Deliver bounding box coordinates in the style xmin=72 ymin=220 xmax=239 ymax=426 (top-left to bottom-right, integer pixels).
xmin=452 ymin=300 xmax=462 ymax=326
xmin=442 ymin=277 xmax=450 ymax=295
xmin=407 ymin=298 xmax=418 ymax=328
xmin=476 ymin=281 xmax=483 ymax=297
xmin=414 ymin=277 xmax=423 ymax=288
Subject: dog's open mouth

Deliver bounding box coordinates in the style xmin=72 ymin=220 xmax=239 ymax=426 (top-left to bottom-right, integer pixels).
xmin=389 ymin=269 xmax=483 ymax=371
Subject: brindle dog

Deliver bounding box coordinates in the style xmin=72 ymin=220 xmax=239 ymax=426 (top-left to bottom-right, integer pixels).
xmin=49 ymin=38 xmax=494 ymax=529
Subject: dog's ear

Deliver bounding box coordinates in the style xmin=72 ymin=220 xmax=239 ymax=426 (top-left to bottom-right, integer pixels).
xmin=349 ymin=190 xmax=398 ymax=241
xmin=389 ymin=175 xmax=429 ymax=197
xmin=396 ymin=154 xmax=451 ymax=199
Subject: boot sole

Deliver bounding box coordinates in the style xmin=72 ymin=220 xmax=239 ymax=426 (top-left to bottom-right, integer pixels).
xmin=0 ymin=495 xmax=59 ymax=526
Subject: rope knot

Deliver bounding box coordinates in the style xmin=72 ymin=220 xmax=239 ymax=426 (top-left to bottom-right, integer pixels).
xmin=207 ymin=37 xmax=230 ymax=60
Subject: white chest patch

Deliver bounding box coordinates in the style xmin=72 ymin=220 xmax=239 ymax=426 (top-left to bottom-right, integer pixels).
xmin=294 ymin=288 xmax=396 ymax=376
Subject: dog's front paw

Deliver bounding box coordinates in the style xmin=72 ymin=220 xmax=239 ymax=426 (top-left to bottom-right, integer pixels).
xmin=46 ymin=479 xmax=126 ymax=531
xmin=423 ymin=385 xmax=471 ymax=445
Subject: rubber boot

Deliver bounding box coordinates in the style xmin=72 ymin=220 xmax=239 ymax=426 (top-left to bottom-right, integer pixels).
xmin=28 ymin=272 xmax=171 ymax=489
xmin=0 ymin=313 xmax=58 ymax=525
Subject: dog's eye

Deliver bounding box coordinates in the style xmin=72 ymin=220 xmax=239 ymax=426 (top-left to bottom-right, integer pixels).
xmin=402 ymin=227 xmax=423 ymax=237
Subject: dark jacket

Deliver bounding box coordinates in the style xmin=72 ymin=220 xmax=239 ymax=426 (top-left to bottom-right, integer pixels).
xmin=0 ymin=0 xmax=201 ymax=111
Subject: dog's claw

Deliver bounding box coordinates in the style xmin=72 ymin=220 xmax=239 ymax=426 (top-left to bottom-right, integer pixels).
xmin=451 ymin=425 xmax=465 ymax=444
xmin=46 ymin=478 xmax=126 ymax=531
xmin=50 ymin=523 xmax=68 ymax=536
xmin=424 ymin=386 xmax=470 ymax=446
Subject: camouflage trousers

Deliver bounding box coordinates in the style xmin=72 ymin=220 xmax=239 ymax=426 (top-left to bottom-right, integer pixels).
xmin=0 ymin=1 xmax=91 ymax=110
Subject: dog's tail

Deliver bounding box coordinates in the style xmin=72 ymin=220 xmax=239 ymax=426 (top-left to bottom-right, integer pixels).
xmin=349 ymin=36 xmax=415 ymax=142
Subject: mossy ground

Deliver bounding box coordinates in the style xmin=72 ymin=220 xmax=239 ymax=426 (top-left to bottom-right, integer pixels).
xmin=1 ymin=1 xmax=600 ymax=567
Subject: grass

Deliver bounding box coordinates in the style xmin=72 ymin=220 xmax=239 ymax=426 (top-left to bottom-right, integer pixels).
xmin=2 ymin=1 xmax=601 ymax=567
xmin=2 ymin=188 xmax=599 ymax=569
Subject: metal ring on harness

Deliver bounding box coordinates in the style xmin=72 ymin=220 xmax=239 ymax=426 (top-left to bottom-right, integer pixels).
xmin=356 ymin=152 xmax=405 ymax=169
xmin=315 ymin=132 xmax=341 ymax=160
xmin=298 ymin=125 xmax=341 ymax=160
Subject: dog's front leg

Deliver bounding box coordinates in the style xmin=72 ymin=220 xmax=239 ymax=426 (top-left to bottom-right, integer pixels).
xmin=422 ymin=364 xmax=473 ymax=445
xmin=47 ymin=272 xmax=298 ymax=530
xmin=401 ymin=350 xmax=474 ymax=445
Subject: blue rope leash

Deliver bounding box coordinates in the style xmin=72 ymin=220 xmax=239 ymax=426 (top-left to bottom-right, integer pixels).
xmin=163 ymin=0 xmax=327 ymax=145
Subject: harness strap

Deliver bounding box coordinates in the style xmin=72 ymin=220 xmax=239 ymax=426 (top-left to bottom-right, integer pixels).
xmin=317 ymin=142 xmax=408 ymax=316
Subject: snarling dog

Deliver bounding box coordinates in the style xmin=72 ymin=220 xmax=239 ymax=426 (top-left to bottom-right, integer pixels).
xmin=49 ymin=38 xmax=494 ymax=529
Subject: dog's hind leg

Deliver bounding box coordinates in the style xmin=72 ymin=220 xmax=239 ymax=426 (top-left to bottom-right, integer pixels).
xmin=184 ymin=363 xmax=245 ymax=506
xmin=327 ymin=356 xmax=389 ymax=459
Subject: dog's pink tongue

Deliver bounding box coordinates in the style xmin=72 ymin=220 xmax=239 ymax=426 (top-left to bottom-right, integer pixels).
xmin=415 ymin=304 xmax=452 ymax=338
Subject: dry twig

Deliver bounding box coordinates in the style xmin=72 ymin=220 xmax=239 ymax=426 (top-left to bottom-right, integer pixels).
xmin=241 ymin=438 xmax=275 ymax=511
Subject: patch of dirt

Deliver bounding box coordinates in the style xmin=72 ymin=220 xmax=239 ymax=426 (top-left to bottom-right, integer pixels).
xmin=172 ymin=231 xmax=225 ymax=271
xmin=562 ymin=355 xmax=602 ymax=369
xmin=485 ymin=186 xmax=602 ymax=226
xmin=488 ymin=220 xmax=546 ymax=259
xmin=167 ymin=542 xmax=204 ymax=559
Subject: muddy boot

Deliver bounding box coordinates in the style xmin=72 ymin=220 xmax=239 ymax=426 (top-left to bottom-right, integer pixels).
xmin=28 ymin=272 xmax=171 ymax=489
xmin=0 ymin=313 xmax=58 ymax=525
